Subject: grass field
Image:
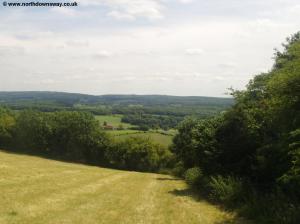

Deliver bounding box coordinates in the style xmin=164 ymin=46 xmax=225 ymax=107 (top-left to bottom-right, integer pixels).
xmin=0 ymin=150 xmax=249 ymax=224
xmin=95 ymin=115 xmax=176 ymax=147
xmin=95 ymin=115 xmax=134 ymax=128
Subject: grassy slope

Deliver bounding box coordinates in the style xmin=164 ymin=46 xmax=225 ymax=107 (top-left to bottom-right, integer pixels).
xmin=0 ymin=150 xmax=249 ymax=224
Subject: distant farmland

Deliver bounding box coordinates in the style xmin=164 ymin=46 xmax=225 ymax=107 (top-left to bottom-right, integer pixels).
xmin=95 ymin=114 xmax=175 ymax=147
xmin=95 ymin=114 xmax=134 ymax=129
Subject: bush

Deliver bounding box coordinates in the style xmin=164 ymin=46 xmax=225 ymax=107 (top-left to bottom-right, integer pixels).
xmin=208 ymin=175 xmax=244 ymax=206
xmin=184 ymin=167 xmax=202 ymax=186
xmin=172 ymin=161 xmax=185 ymax=177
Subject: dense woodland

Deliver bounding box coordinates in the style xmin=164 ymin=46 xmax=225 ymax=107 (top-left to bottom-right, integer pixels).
xmin=0 ymin=32 xmax=299 ymax=223
xmin=121 ymin=114 xmax=183 ymax=130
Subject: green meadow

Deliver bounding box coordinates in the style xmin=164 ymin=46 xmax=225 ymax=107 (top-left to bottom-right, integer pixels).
xmin=95 ymin=114 xmax=134 ymax=128
xmin=95 ymin=115 xmax=175 ymax=147
xmin=0 ymin=150 xmax=248 ymax=224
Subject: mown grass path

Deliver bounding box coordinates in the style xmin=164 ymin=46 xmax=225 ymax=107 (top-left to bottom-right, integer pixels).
xmin=0 ymin=151 xmax=248 ymax=224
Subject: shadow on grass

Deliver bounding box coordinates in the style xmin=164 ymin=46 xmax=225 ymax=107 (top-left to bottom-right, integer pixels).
xmin=0 ymin=148 xmax=113 ymax=170
xmin=169 ymin=188 xmax=194 ymax=196
xmin=168 ymin=188 xmax=205 ymax=203
xmin=0 ymin=148 xmax=169 ymax=175
xmin=168 ymin=186 xmax=253 ymax=224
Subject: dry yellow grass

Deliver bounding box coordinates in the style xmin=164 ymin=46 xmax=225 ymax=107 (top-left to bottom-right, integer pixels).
xmin=0 ymin=150 xmax=249 ymax=224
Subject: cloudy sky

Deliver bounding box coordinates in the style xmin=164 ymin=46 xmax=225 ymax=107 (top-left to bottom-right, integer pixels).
xmin=0 ymin=0 xmax=299 ymax=96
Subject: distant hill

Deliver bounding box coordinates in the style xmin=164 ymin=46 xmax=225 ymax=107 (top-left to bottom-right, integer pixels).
xmin=0 ymin=91 xmax=233 ymax=106
xmin=0 ymin=91 xmax=234 ymax=117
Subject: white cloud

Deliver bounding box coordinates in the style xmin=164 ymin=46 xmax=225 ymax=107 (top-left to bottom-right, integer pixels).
xmin=107 ymin=11 xmax=135 ymax=21
xmin=65 ymin=40 xmax=90 ymax=47
xmin=24 ymin=78 xmax=57 ymax=85
xmin=0 ymin=46 xmax=26 ymax=56
xmin=185 ymin=48 xmax=204 ymax=55
xmin=0 ymin=0 xmax=299 ymax=96
xmin=93 ymin=50 xmax=114 ymax=58
xmin=80 ymin=0 xmax=164 ymax=21
xmin=213 ymin=76 xmax=226 ymax=81
xmin=178 ymin=0 xmax=194 ymax=4
xmin=50 ymin=7 xmax=77 ymax=16
xmin=218 ymin=62 xmax=237 ymax=69
xmin=105 ymin=0 xmax=164 ymax=21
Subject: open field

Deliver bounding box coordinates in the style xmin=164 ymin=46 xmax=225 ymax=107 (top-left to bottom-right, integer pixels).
xmin=95 ymin=114 xmax=134 ymax=128
xmin=95 ymin=114 xmax=176 ymax=147
xmin=0 ymin=150 xmax=249 ymax=224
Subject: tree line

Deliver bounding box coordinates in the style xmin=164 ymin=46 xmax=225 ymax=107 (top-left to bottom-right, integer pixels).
xmin=0 ymin=109 xmax=172 ymax=172
xmin=0 ymin=92 xmax=233 ymax=117
xmin=121 ymin=114 xmax=183 ymax=131
xmin=172 ymin=32 xmax=300 ymax=223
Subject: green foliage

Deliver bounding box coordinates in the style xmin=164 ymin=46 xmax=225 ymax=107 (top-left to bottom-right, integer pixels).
xmin=172 ymin=161 xmax=185 ymax=177
xmin=184 ymin=167 xmax=202 ymax=186
xmin=172 ymin=31 xmax=300 ymax=223
xmin=172 ymin=117 xmax=221 ymax=173
xmin=0 ymin=108 xmax=15 ymax=147
xmin=122 ymin=114 xmax=183 ymax=130
xmin=14 ymin=110 xmax=52 ymax=152
xmin=240 ymin=190 xmax=300 ymax=224
xmin=207 ymin=175 xmax=244 ymax=206
xmin=106 ymin=136 xmax=173 ymax=172
xmin=174 ymin=31 xmax=300 ymax=186
xmin=0 ymin=108 xmax=173 ymax=172
xmin=278 ymin=129 xmax=300 ymax=198
xmin=6 ymin=110 xmax=111 ymax=164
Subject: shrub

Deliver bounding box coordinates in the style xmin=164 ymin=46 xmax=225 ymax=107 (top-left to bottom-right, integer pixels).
xmin=172 ymin=161 xmax=185 ymax=177
xmin=208 ymin=175 xmax=244 ymax=206
xmin=184 ymin=167 xmax=202 ymax=186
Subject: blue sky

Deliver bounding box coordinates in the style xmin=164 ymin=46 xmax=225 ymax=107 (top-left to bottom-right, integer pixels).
xmin=0 ymin=0 xmax=299 ymax=96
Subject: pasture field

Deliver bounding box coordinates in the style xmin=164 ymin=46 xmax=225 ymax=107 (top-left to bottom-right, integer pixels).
xmin=95 ymin=114 xmax=177 ymax=147
xmin=0 ymin=150 xmax=248 ymax=224
xmin=95 ymin=114 xmax=134 ymax=128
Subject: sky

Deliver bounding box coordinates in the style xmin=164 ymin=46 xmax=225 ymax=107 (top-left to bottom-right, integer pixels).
xmin=0 ymin=0 xmax=299 ymax=97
